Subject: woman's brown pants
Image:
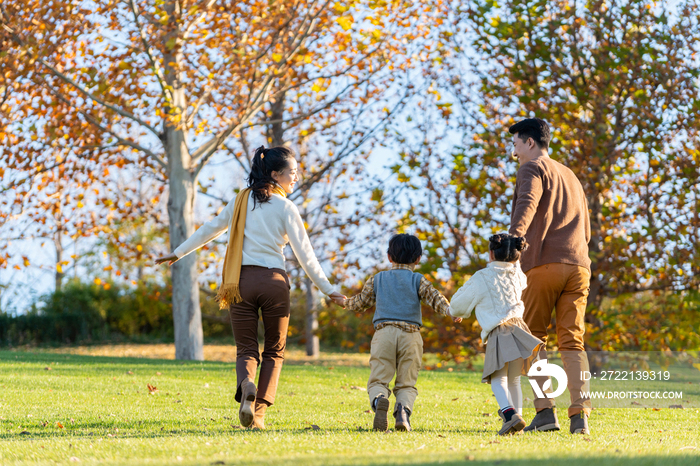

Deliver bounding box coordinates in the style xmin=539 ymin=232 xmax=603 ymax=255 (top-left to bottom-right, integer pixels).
xmin=229 ymin=266 xmax=290 ymax=406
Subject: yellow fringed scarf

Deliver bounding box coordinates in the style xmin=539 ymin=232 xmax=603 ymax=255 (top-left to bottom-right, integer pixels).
xmin=215 ymin=185 xmax=287 ymax=309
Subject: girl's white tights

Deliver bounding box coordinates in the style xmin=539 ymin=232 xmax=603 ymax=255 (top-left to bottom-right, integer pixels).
xmin=490 ymin=358 xmax=523 ymax=414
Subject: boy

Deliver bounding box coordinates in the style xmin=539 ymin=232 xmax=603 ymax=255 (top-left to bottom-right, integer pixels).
xmin=342 ymin=234 xmax=460 ymax=432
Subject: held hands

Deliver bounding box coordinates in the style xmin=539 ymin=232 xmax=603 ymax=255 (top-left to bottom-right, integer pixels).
xmin=155 ymin=253 xmax=179 ymax=266
xmin=329 ymin=292 xmax=347 ymax=308
xmin=453 ymin=317 xmax=463 ymax=323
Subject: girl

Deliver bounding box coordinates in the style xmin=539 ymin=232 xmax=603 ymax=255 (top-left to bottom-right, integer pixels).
xmin=156 ymin=146 xmax=346 ymax=429
xmin=450 ymin=233 xmax=543 ymax=435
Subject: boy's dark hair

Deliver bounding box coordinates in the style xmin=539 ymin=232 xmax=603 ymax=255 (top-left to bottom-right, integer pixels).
xmin=247 ymin=145 xmax=296 ymax=209
xmin=489 ymin=233 xmax=528 ymax=262
xmin=508 ymin=118 xmax=551 ymax=149
xmin=387 ymin=234 xmax=422 ymax=264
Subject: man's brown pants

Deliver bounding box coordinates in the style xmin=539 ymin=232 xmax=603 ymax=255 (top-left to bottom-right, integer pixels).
xmin=229 ymin=266 xmax=290 ymax=406
xmin=523 ymin=263 xmax=592 ymax=417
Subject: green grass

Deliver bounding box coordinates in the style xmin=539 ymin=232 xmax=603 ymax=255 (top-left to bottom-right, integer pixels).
xmin=0 ymin=350 xmax=698 ymax=465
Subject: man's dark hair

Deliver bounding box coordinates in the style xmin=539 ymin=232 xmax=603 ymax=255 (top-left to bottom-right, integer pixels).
xmin=387 ymin=234 xmax=422 ymax=264
xmin=508 ymin=118 xmax=551 ymax=149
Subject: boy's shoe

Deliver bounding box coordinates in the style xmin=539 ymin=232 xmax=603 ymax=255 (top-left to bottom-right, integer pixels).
xmin=497 ymin=409 xmax=505 ymax=422
xmin=394 ymin=403 xmax=411 ymax=432
xmin=373 ymin=396 xmax=390 ymax=431
xmin=238 ymin=378 xmax=257 ymax=428
xmin=569 ymin=412 xmax=590 ymax=434
xmin=498 ymin=413 xmax=526 ymax=435
xmin=523 ymin=407 xmax=560 ymax=432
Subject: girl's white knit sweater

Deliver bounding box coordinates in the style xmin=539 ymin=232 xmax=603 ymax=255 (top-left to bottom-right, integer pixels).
xmin=450 ymin=261 xmax=527 ymax=342
xmin=173 ymin=191 xmax=336 ymax=296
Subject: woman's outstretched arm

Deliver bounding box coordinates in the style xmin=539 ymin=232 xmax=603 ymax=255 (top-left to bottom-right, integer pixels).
xmin=283 ymin=202 xmax=344 ymax=304
xmin=155 ymin=198 xmax=235 ymax=265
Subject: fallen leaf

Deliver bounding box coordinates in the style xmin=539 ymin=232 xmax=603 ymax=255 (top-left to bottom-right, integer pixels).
xmin=156 ymin=372 xmax=162 ymax=376
xmin=679 ymin=446 xmax=697 ymax=451
xmin=20 ymin=431 xmax=30 ymax=435
xmin=147 ymin=384 xmax=158 ymax=394
xmin=416 ymin=444 xmax=426 ymax=450
xmin=669 ymin=404 xmax=683 ymax=409
xmin=482 ymin=413 xmax=492 ymax=417
xmin=363 ymin=410 xmax=371 ymax=414
xmin=350 ymin=386 xmax=366 ymax=391
xmin=45 ymin=367 xmax=52 ymax=371
xmin=438 ymin=434 xmax=445 ymax=438
xmin=304 ymin=424 xmax=321 ymax=430
xmin=56 ymin=422 xmax=64 ymax=429
xmin=652 ymin=408 xmax=661 ymax=411
xmin=127 ymin=371 xmax=133 ymax=375
xmin=465 ymin=455 xmax=475 ymax=461
xmin=70 ymin=457 xmax=80 ymax=463
xmin=452 ymin=397 xmax=459 ymax=401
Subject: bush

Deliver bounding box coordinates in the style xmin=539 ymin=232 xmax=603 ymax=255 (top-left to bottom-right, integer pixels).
xmin=0 ymin=280 xmax=178 ymax=346
xmin=586 ymin=290 xmax=700 ymax=351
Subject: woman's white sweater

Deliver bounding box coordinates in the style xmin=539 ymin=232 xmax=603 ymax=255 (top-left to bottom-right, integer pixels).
xmin=174 ymin=191 xmax=336 ymax=296
xmin=450 ymin=261 xmax=527 ymax=342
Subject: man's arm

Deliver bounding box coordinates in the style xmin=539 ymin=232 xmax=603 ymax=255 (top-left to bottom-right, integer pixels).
xmin=344 ymin=276 xmax=376 ymax=312
xmin=509 ymin=163 xmax=544 ymax=237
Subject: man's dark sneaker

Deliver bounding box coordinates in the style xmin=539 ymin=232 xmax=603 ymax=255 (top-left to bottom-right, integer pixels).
xmin=523 ymin=407 xmax=560 ymax=432
xmin=373 ymin=396 xmax=390 ymax=431
xmin=394 ymin=402 xmax=412 ymax=432
xmin=569 ymin=412 xmax=590 ymax=434
xmin=498 ymin=413 xmax=526 ymax=435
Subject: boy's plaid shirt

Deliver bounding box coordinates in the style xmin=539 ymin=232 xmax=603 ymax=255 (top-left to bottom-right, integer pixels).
xmin=344 ymin=263 xmax=452 ymax=333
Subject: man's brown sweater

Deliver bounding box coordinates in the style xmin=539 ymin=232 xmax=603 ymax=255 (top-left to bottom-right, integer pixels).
xmin=509 ymin=156 xmax=591 ymax=273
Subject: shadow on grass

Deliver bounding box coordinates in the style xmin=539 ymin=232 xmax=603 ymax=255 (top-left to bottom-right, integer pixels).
xmin=312 ymin=456 xmax=699 ymax=466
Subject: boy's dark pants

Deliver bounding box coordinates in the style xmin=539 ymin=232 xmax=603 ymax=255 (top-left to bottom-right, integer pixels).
xmin=229 ymin=266 xmax=290 ymax=406
xmin=523 ymin=263 xmax=592 ymax=418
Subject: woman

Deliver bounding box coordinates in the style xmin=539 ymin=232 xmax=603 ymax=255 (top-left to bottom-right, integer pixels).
xmin=156 ymin=146 xmax=345 ymax=429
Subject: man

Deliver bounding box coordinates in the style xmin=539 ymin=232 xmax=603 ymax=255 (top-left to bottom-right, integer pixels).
xmin=508 ymin=118 xmax=592 ymax=435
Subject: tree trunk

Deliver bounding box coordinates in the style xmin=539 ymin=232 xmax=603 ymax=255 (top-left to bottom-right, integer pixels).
xmin=585 ymin=190 xmax=605 ymax=343
xmin=164 ymin=0 xmax=203 ymax=360
xmin=54 ymin=227 xmax=64 ymax=291
xmin=304 ymin=276 xmax=320 ymax=358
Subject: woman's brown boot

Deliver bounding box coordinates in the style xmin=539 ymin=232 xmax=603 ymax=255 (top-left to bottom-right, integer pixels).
xmin=252 ymin=400 xmax=268 ymax=430
xmin=238 ymin=378 xmax=257 ymax=428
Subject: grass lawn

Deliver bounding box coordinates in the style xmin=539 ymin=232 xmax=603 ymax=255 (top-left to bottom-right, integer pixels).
xmin=0 ymin=347 xmax=698 ymax=466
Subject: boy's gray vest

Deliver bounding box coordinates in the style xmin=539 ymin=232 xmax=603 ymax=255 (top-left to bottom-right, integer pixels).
xmin=373 ymin=269 xmax=423 ymax=327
